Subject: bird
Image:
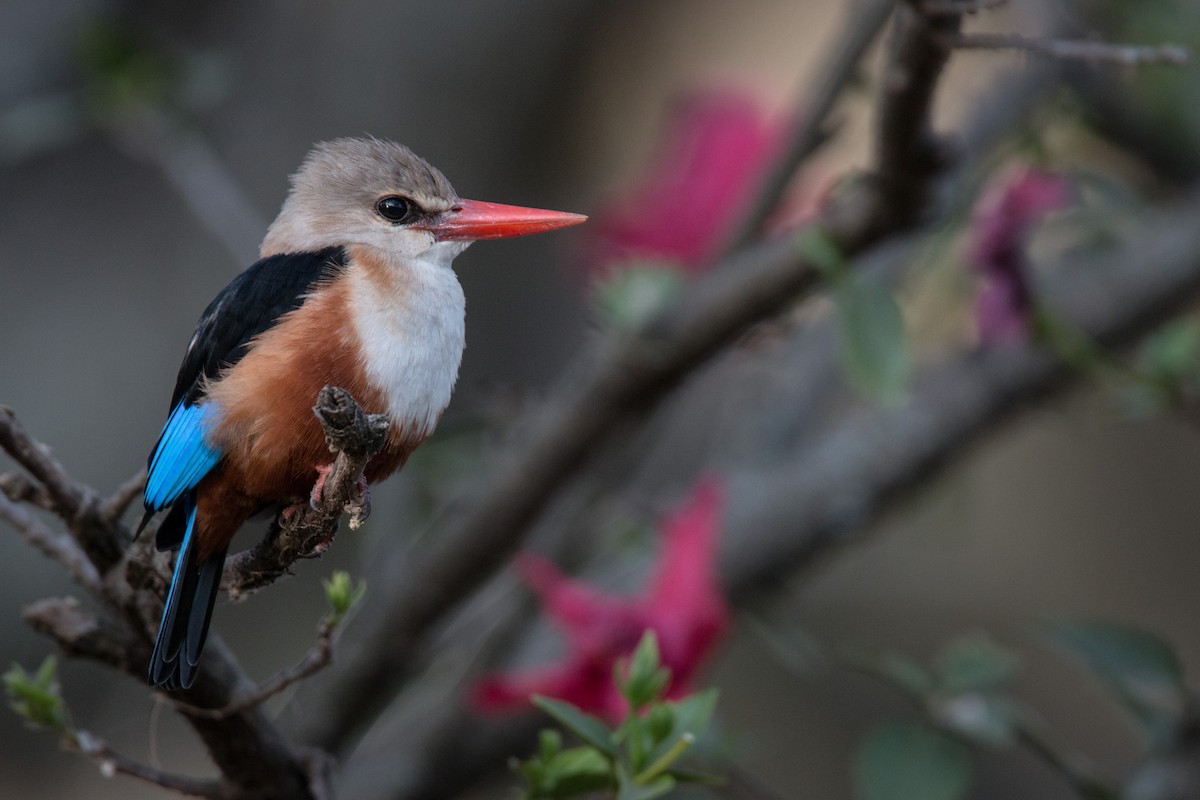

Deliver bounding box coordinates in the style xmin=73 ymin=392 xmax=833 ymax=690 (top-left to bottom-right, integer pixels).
xmin=138 ymin=137 xmax=586 ymax=689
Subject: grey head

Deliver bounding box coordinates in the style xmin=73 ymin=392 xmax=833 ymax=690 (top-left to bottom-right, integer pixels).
xmin=260 ymin=137 xmax=460 ymax=259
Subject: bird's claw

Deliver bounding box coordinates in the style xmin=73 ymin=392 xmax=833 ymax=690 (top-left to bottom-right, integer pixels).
xmin=309 ymin=463 xmax=371 ymax=529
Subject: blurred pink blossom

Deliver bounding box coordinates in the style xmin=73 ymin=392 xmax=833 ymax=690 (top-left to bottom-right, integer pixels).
xmin=968 ymin=167 xmax=1072 ymax=344
xmin=474 ymin=478 xmax=729 ymax=722
xmin=586 ymin=91 xmax=784 ymax=275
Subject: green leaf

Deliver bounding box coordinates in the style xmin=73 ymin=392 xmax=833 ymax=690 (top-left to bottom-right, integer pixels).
xmin=933 ymin=633 xmax=1021 ymax=694
xmin=1043 ymin=620 xmax=1187 ymax=747
xmin=854 ymin=721 xmax=972 ymax=800
xmin=796 ymin=227 xmax=847 ymax=278
xmin=532 ymin=695 xmax=617 ymax=758
xmin=591 ymin=263 xmax=686 ymax=331
xmin=619 ymin=631 xmax=671 ymax=710
xmin=4 ymin=657 xmax=71 ymax=734
xmin=322 ymin=571 xmax=366 ymax=620
xmin=834 ymin=274 xmax=910 ymax=404
xmin=616 ymin=763 xmax=676 ymax=800
xmin=642 ymin=689 xmax=718 ymax=769
xmin=1138 ymin=316 xmax=1200 ymax=384
xmin=534 ymin=746 xmax=615 ymax=799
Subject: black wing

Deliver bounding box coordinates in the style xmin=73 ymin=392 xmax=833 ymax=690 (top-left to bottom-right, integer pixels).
xmin=168 ymin=247 xmax=349 ymax=409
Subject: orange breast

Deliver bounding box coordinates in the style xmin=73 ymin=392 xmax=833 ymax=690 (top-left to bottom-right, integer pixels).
xmin=201 ymin=274 xmax=425 ymax=507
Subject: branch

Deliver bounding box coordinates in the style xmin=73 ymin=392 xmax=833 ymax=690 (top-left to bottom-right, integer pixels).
xmin=298 ymin=1 xmax=962 ymax=756
xmin=99 ymin=468 xmax=146 ymax=526
xmin=0 ymin=417 xmax=323 ymax=797
xmin=1 ymin=498 xmax=102 ymax=593
xmin=0 ymin=406 xmax=122 ymax=569
xmin=721 ymin=185 xmax=1200 ymax=602
xmin=721 ymin=0 xmax=897 ymax=254
xmin=939 ymin=32 xmax=1190 ymax=66
xmin=175 ymin=614 xmax=338 ymax=720
xmin=23 ymin=597 xmax=143 ymax=671
xmin=71 ymin=729 xmax=230 ymax=800
xmin=223 ymin=386 xmax=387 ymax=598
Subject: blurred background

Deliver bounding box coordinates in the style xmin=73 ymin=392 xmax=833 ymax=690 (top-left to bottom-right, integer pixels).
xmin=4 ymin=1 xmax=1200 ymax=798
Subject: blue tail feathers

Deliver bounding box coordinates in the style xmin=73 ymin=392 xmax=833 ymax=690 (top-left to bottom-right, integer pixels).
xmin=148 ymin=495 xmax=226 ymax=689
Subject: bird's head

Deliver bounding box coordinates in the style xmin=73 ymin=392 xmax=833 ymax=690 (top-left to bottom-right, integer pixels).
xmin=260 ymin=137 xmax=585 ymax=265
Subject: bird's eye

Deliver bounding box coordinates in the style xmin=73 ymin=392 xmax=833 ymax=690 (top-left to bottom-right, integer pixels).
xmin=375 ymin=195 xmax=418 ymax=224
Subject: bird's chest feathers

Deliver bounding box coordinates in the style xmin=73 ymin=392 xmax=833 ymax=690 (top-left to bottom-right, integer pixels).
xmin=346 ymin=248 xmax=466 ymax=438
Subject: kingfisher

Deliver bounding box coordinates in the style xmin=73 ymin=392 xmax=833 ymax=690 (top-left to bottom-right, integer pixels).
xmin=139 ymin=137 xmax=585 ymax=689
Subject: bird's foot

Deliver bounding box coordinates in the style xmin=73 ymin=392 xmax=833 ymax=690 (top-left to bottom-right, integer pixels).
xmin=309 ymin=463 xmax=371 ymax=530
xmin=309 ymin=463 xmax=335 ymax=510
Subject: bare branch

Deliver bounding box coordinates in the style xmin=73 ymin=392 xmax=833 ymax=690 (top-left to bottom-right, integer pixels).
xmin=23 ymin=597 xmax=142 ymax=670
xmin=175 ymin=615 xmax=338 ymax=720
xmin=99 ymin=469 xmax=146 ymax=526
xmin=721 ymin=0 xmax=897 ymax=254
xmin=71 ymin=729 xmax=230 ymax=799
xmin=940 ymin=32 xmax=1190 ymax=66
xmin=0 ymin=470 xmax=55 ymax=510
xmin=1 ymin=498 xmax=102 ymax=593
xmin=223 ymin=386 xmax=387 ymax=598
xmin=0 ymin=406 xmax=123 ymax=570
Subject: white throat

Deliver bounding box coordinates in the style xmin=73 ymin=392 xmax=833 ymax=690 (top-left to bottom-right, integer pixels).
xmin=347 ymin=241 xmax=467 ymax=437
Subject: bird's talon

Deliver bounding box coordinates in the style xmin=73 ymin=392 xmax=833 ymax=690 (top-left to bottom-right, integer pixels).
xmin=310 ymin=463 xmax=335 ymax=510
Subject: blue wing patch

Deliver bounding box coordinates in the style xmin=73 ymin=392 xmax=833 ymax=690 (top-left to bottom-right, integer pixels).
xmin=145 ymin=403 xmax=223 ymax=511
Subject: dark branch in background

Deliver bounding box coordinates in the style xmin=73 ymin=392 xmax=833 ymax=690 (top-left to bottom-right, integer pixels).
xmin=721 ymin=186 xmax=1200 ymax=600
xmin=720 ymin=0 xmax=897 ymax=255
xmin=224 ymin=386 xmax=387 ymax=598
xmin=939 ymin=33 xmax=1190 ymax=66
xmin=298 ymin=1 xmax=961 ymax=756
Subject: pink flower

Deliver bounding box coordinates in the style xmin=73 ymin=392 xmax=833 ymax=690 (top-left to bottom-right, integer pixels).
xmin=968 ymin=167 xmax=1072 ymax=344
xmin=474 ymin=478 xmax=729 ymax=722
xmin=585 ymin=91 xmax=783 ymax=276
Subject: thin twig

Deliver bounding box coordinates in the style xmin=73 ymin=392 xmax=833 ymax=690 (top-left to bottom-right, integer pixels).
xmin=174 ymin=615 xmax=339 ymax=720
xmin=0 ymin=470 xmax=55 ymax=510
xmin=0 ymin=495 xmax=102 ymax=593
xmin=99 ymin=468 xmax=146 ymax=526
xmin=720 ymin=0 xmax=897 ymax=255
xmin=0 ymin=406 xmax=91 ymax=520
xmin=72 ymin=730 xmax=230 ymax=799
xmin=940 ymin=32 xmax=1190 ymax=66
xmin=0 ymin=406 xmax=122 ymax=570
